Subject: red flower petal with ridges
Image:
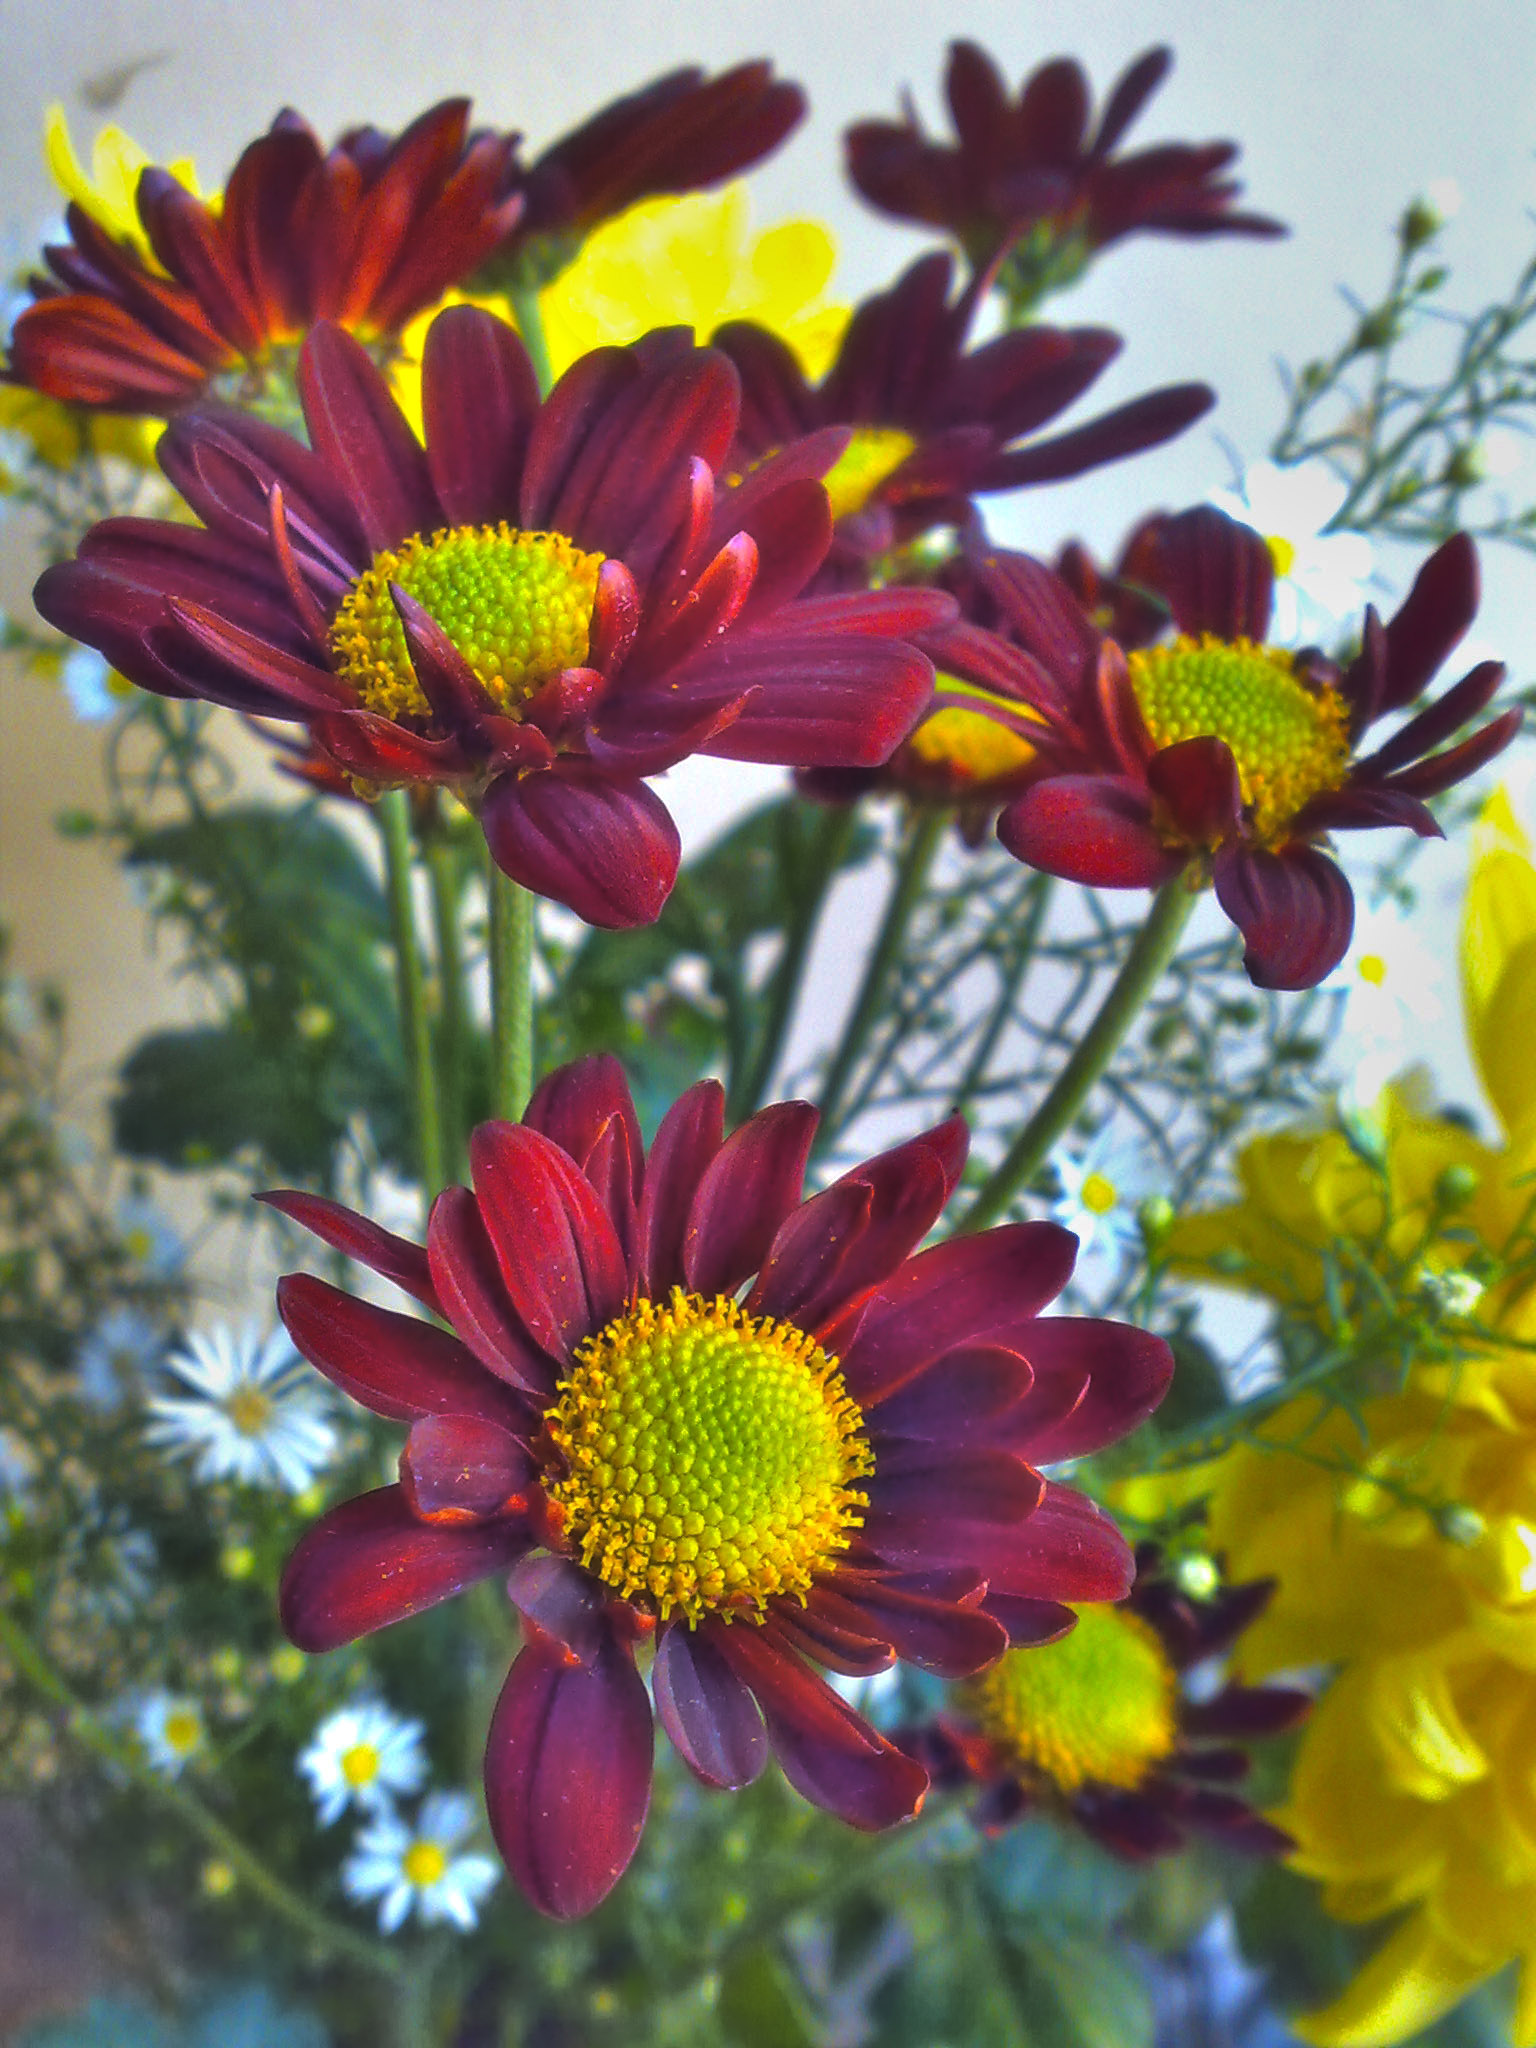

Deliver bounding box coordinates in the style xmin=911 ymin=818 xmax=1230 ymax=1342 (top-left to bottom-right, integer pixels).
xmin=269 ymin=1057 xmax=1170 ymax=1916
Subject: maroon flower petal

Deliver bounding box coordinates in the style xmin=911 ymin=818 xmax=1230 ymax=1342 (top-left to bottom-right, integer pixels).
xmin=296 ymin=321 xmax=438 ymax=553
xmin=867 ymin=1343 xmax=1035 ymax=1444
xmin=998 ymin=776 xmax=1188 ymax=887
xmin=652 ymin=1624 xmax=768 ymax=1789
xmin=1146 ymin=736 xmax=1244 ymax=844
xmin=255 ymin=1188 xmax=438 ymax=1309
xmin=811 ymin=1579 xmax=1007 ymax=1678
xmin=1378 ymin=531 xmax=1478 ymax=714
xmin=280 ymin=1485 xmax=528 ymax=1651
xmin=1132 ymin=504 xmax=1274 ymax=642
xmin=691 ymin=633 xmax=935 ymax=769
xmin=715 ymin=1626 xmax=929 ymax=1829
xmin=505 ymin=1553 xmax=611 ymax=1666
xmin=524 ymin=1053 xmax=643 ymax=1230
xmin=980 ymin=1593 xmax=1078 ymax=1647
xmin=480 ymin=766 xmax=682 ymax=929
xmin=638 ymin=1080 xmax=726 ymax=1296
xmin=983 ymin=383 xmax=1214 ymax=490
xmin=276 ymin=1272 xmax=533 ymax=1430
xmin=1293 ymin=786 xmax=1442 ymax=837
xmin=1183 ymin=1683 xmax=1311 ymax=1740
xmin=485 ymin=1636 xmax=654 ymax=1920
xmin=399 ymin=1412 xmax=534 ymax=1522
xmin=421 ymin=304 xmax=539 ymax=527
xmin=976 ymin=1482 xmax=1134 ymax=1602
xmin=869 ymin=1447 xmax=1045 ymax=1532
xmin=1212 ymin=842 xmax=1354 ymax=990
xmin=468 ymin=1123 xmax=629 ymax=1363
xmin=1010 ymin=1318 xmax=1172 ymax=1461
xmin=426 ymin=1185 xmax=560 ymax=1398
xmin=683 ymin=1099 xmax=819 ymax=1297
xmin=1354 ymin=659 xmax=1506 ymax=776
xmin=762 ymin=1604 xmax=896 ymax=1678
xmin=1383 ymin=707 xmax=1522 ymax=799
xmin=842 ymin=1222 xmax=1079 ymax=1402
xmin=1076 ymin=1788 xmax=1184 ymax=1858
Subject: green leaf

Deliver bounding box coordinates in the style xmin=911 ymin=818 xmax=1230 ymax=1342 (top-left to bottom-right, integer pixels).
xmin=717 ymin=1943 xmax=818 ymax=2048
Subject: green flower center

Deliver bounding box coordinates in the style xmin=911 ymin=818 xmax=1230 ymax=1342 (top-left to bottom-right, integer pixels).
xmin=329 ymin=523 xmax=605 ymax=723
xmin=545 ymin=1288 xmax=874 ymax=1625
xmin=1127 ymin=634 xmax=1351 ymax=844
xmin=822 ymin=426 xmax=918 ymax=522
xmin=964 ymin=1604 xmax=1177 ymax=1794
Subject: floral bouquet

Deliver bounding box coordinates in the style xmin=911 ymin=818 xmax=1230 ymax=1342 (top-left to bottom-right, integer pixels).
xmin=2 ymin=30 xmax=1535 ymax=2048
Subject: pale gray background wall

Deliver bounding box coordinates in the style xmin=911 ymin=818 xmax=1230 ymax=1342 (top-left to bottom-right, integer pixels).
xmin=4 ymin=0 xmax=1535 ymax=1122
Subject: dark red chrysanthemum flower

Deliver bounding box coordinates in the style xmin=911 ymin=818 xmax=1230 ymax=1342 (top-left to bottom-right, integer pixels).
xmin=845 ymin=42 xmax=1284 ymax=306
xmin=34 ymin=306 xmax=949 ymax=927
xmin=970 ymin=506 xmax=1519 ymax=987
xmin=7 ymin=101 xmax=525 ymax=417
xmin=265 ymin=1055 xmax=1172 ymax=1918
xmin=901 ymin=1552 xmax=1308 ymax=1859
xmin=499 ymin=61 xmax=806 ymax=283
xmin=713 ymin=252 xmax=1213 ymax=571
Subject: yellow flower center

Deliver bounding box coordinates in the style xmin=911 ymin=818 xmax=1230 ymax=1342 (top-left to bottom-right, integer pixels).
xmin=545 ymin=1289 xmax=874 ymax=1626
xmin=223 ymin=1386 xmax=274 ymax=1438
xmin=402 ymin=1841 xmax=449 ymax=1888
xmin=1127 ymin=634 xmax=1351 ymax=845
xmin=822 ymin=426 xmax=919 ymax=522
xmin=1265 ymin=533 xmax=1297 ymax=578
xmin=906 ymin=675 xmax=1038 ymax=788
xmin=963 ymin=1604 xmax=1178 ymax=1795
xmin=1357 ymin=952 xmax=1388 ymax=986
xmin=329 ymin=524 xmax=605 ymax=723
xmin=1080 ymin=1172 xmax=1119 ymax=1216
xmin=163 ymin=1709 xmax=203 ymax=1756
xmin=340 ymin=1742 xmax=380 ymax=1788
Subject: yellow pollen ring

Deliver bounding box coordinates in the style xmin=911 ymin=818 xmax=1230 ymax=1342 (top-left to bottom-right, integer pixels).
xmin=963 ymin=1603 xmax=1178 ymax=1795
xmin=544 ymin=1288 xmax=874 ymax=1626
xmin=1127 ymin=634 xmax=1351 ymax=846
xmin=821 ymin=425 xmax=919 ymax=522
xmin=329 ymin=523 xmax=605 ymax=724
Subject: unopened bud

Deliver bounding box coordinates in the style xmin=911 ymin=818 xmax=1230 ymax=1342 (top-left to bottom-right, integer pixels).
xmin=220 ymin=1543 xmax=255 ymax=1582
xmin=1435 ymin=1503 xmax=1485 ymax=1547
xmin=1139 ymin=1196 xmax=1176 ymax=1250
xmin=1173 ymin=1552 xmax=1220 ymax=1600
xmin=200 ymin=1859 xmax=237 ymax=1899
xmin=1400 ymin=197 xmax=1441 ymax=248
xmin=1435 ymin=1164 xmax=1481 ymax=1209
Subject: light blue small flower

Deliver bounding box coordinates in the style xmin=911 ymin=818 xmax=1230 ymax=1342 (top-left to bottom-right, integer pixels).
xmin=77 ymin=1306 xmax=163 ymax=1408
xmin=62 ymin=646 xmax=121 ymax=722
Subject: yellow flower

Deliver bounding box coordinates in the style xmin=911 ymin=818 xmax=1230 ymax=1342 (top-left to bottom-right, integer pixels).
xmin=43 ymin=105 xmax=207 ymax=266
xmin=0 ymin=383 xmax=161 ymax=473
xmin=536 ymin=184 xmax=846 ymax=382
xmin=1136 ymin=790 xmax=1536 ymax=2043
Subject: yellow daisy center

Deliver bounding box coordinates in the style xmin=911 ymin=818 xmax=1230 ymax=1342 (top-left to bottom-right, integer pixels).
xmin=329 ymin=524 xmax=605 ymax=723
xmin=340 ymin=1742 xmax=380 ymax=1788
xmin=963 ymin=1604 xmax=1178 ymax=1795
xmin=1357 ymin=952 xmax=1388 ymax=986
xmin=224 ymin=1386 xmax=274 ymax=1437
xmin=402 ymin=1841 xmax=448 ymax=1888
xmin=822 ymin=426 xmax=919 ymax=522
xmin=544 ymin=1288 xmax=874 ymax=1626
xmin=1265 ymin=533 xmax=1297 ymax=578
xmin=1127 ymin=634 xmax=1351 ymax=845
xmin=1080 ymin=1172 xmax=1119 ymax=1216
xmin=163 ymin=1709 xmax=203 ymax=1756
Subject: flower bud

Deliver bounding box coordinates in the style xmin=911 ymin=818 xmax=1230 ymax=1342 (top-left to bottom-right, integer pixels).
xmin=1138 ymin=1196 xmax=1176 ymax=1250
xmin=1173 ymin=1552 xmax=1220 ymax=1600
xmin=1435 ymin=1164 xmax=1481 ymax=1209
xmin=1435 ymin=1503 xmax=1485 ymax=1547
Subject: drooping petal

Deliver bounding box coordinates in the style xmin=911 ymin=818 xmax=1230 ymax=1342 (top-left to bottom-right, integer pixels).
xmin=716 ymin=1626 xmax=929 ymax=1829
xmin=998 ymin=775 xmax=1188 ymax=887
xmin=653 ymin=1623 xmax=768 ymax=1789
xmin=484 ymin=1636 xmax=654 ymax=1920
xmin=480 ymin=766 xmax=682 ymax=929
xmin=279 ymin=1485 xmax=528 ymax=1651
xmin=1213 ymin=843 xmax=1354 ymax=990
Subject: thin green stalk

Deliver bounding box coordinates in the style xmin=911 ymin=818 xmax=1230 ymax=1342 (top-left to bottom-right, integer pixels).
xmin=489 ymin=862 xmax=536 ymax=1122
xmin=814 ymin=808 xmax=947 ymax=1153
xmin=423 ymin=820 xmax=468 ymax=1182
xmin=728 ymin=805 xmax=859 ymax=1123
xmin=0 ymin=1607 xmax=402 ymax=1983
xmin=507 ymin=283 xmax=553 ymax=396
xmin=959 ymin=876 xmax=1197 ymax=1233
xmin=951 ymin=874 xmax=1055 ymax=1123
xmin=378 ymin=788 xmax=447 ymax=1196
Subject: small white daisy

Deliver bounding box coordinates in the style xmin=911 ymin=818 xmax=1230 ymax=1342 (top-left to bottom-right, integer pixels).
xmin=145 ymin=1323 xmax=337 ymax=1493
xmin=133 ymin=1691 xmax=206 ymax=1777
xmin=1050 ymin=1137 xmax=1146 ymax=1266
xmin=342 ymin=1792 xmax=500 ymax=1933
xmin=1210 ymin=458 xmax=1374 ymax=645
xmin=116 ymin=1196 xmax=184 ymax=1279
xmin=76 ymin=1305 xmax=163 ymax=1409
xmin=300 ymin=1701 xmax=429 ymax=1827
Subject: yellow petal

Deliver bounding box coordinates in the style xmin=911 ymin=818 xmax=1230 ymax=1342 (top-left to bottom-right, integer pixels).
xmin=42 ymin=106 xmax=204 ymax=266
xmin=1463 ymin=791 xmax=1536 ymax=1137
xmin=1294 ymin=1916 xmax=1493 ymax=2047
xmin=1367 ymin=1655 xmax=1487 ymax=1800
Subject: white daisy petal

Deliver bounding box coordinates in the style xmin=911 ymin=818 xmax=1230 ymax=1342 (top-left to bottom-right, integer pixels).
xmin=145 ymin=1322 xmax=336 ymax=1493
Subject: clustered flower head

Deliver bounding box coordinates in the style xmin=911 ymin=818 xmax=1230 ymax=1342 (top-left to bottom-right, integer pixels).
xmin=1137 ymin=795 xmax=1536 ymax=2043
xmin=266 ymin=1055 xmax=1170 ymax=1917
xmin=901 ymin=1549 xmax=1306 ymax=1859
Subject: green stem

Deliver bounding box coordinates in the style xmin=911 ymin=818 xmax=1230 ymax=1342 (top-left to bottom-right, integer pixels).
xmin=489 ymin=862 xmax=536 ymax=1122
xmin=959 ymin=877 xmax=1197 ymax=1233
xmin=952 ymin=874 xmax=1055 ymax=1124
xmin=378 ymin=789 xmax=446 ymax=1196
xmin=507 ymin=283 xmax=554 ymax=396
xmin=728 ymin=806 xmax=859 ymax=1124
xmin=0 ymin=1607 xmax=402 ymax=1983
xmin=813 ymin=808 xmax=947 ymax=1153
xmin=423 ymin=818 xmax=468 ymax=1183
